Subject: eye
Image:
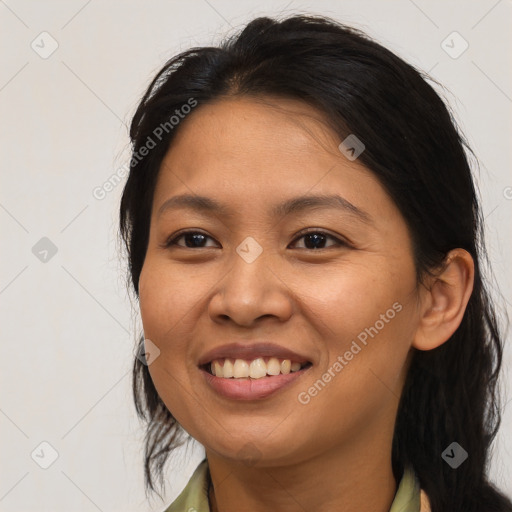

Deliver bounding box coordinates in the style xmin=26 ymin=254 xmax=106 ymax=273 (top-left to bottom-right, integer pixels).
xmin=289 ymin=229 xmax=348 ymax=250
xmin=163 ymin=230 xmax=218 ymax=249
xmin=163 ymin=229 xmax=348 ymax=250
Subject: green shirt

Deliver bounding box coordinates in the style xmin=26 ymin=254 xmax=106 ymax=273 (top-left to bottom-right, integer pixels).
xmin=164 ymin=459 xmax=423 ymax=512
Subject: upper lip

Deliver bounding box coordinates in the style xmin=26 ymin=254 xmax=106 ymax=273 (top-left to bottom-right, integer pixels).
xmin=197 ymin=342 xmax=311 ymax=366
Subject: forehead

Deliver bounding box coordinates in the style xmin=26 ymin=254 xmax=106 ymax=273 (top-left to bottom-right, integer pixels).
xmin=165 ymin=95 xmax=341 ymax=164
xmin=151 ymin=96 xmax=397 ymax=227
xmin=156 ymin=97 xmax=367 ymax=184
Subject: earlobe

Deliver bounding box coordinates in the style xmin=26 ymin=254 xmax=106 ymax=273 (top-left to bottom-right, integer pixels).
xmin=412 ymin=249 xmax=475 ymax=351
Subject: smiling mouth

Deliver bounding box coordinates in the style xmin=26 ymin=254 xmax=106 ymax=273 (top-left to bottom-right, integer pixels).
xmin=200 ymin=357 xmax=313 ymax=379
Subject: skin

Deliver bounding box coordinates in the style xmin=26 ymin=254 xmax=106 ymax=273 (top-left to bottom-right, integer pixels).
xmin=138 ymin=96 xmax=474 ymax=512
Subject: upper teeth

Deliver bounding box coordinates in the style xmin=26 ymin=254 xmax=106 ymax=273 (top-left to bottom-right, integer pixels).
xmin=210 ymin=358 xmax=303 ymax=379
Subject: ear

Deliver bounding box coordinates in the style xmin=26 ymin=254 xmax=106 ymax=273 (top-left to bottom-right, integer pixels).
xmin=412 ymin=248 xmax=475 ymax=351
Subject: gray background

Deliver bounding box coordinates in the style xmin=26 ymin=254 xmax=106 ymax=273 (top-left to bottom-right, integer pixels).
xmin=1 ymin=0 xmax=511 ymax=510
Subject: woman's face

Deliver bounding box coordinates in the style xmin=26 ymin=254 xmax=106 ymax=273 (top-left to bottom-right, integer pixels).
xmin=138 ymin=96 xmax=422 ymax=467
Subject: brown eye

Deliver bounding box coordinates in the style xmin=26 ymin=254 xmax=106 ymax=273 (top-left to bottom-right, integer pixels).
xmin=290 ymin=230 xmax=346 ymax=250
xmin=162 ymin=229 xmax=349 ymax=251
xmin=164 ymin=231 xmax=218 ymax=249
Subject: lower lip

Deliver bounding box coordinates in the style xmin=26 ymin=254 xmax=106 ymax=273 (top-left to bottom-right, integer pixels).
xmin=200 ymin=367 xmax=311 ymax=400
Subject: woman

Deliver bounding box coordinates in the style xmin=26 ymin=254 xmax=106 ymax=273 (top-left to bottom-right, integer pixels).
xmin=119 ymin=14 xmax=512 ymax=512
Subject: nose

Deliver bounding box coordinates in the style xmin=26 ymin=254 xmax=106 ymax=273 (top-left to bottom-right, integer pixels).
xmin=208 ymin=245 xmax=293 ymax=327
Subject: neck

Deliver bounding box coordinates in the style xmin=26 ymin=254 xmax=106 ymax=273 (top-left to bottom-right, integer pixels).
xmin=206 ymin=424 xmax=398 ymax=512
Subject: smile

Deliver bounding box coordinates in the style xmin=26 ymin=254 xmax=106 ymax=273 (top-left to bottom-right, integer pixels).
xmin=199 ymin=357 xmax=313 ymax=400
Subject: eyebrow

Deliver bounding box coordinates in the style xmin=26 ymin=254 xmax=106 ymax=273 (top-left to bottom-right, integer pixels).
xmin=157 ymin=193 xmax=372 ymax=223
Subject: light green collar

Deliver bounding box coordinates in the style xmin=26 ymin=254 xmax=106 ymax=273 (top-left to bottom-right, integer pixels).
xmin=165 ymin=459 xmax=422 ymax=512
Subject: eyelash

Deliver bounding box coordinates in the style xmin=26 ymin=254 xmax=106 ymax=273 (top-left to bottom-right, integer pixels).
xmin=162 ymin=229 xmax=350 ymax=251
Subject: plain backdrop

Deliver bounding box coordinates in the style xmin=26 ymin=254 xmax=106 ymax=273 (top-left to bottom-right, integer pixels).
xmin=1 ymin=1 xmax=511 ymax=510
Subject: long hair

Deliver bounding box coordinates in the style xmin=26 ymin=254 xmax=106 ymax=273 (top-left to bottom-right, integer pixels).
xmin=119 ymin=14 xmax=512 ymax=510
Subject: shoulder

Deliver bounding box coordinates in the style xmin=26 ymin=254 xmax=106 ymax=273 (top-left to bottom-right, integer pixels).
xmin=164 ymin=459 xmax=210 ymax=512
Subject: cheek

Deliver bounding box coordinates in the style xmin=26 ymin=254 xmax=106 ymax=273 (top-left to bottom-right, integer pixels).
xmin=294 ymin=273 xmax=415 ymax=444
xmin=138 ymin=258 xmax=199 ymax=338
xmin=306 ymin=261 xmax=406 ymax=339
xmin=138 ymin=257 xmax=215 ymax=388
xmin=306 ymin=259 xmax=416 ymax=390
xmin=138 ymin=261 xmax=201 ymax=427
xmin=139 ymin=263 xmax=166 ymax=338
